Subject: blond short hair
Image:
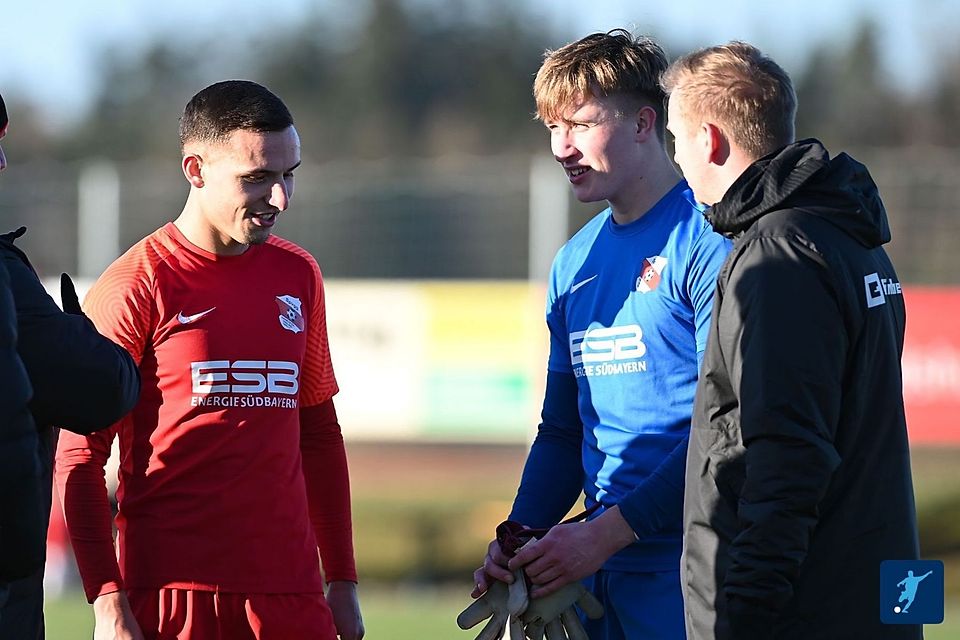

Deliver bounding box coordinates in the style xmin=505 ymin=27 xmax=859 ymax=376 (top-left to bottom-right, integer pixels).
xmin=661 ymin=41 xmax=796 ymax=159
xmin=534 ymin=29 xmax=668 ymax=141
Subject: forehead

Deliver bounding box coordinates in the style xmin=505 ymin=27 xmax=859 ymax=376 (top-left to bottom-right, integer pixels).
xmin=551 ymin=93 xmax=618 ymax=122
xmin=665 ymin=95 xmax=690 ymax=130
xmin=212 ymin=126 xmax=301 ymax=168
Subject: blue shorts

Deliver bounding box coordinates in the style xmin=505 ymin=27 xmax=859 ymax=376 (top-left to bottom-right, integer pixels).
xmin=580 ymin=569 xmax=685 ymax=640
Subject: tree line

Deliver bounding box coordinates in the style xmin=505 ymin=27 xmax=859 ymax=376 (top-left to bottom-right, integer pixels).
xmin=7 ymin=1 xmax=960 ymax=162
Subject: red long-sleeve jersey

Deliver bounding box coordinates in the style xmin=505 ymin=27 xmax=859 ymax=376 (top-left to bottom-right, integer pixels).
xmin=55 ymin=222 xmax=357 ymax=602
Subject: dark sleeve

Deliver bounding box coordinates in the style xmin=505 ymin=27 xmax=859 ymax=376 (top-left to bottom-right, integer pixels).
xmin=617 ymin=435 xmax=688 ymax=538
xmin=0 ymin=260 xmax=46 ymax=581
xmin=508 ymin=370 xmax=584 ymax=528
xmin=4 ymin=256 xmax=140 ymax=432
xmin=721 ymin=237 xmax=844 ymax=636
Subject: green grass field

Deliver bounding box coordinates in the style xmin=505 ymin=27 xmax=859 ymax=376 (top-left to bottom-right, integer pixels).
xmin=43 ymin=588 xmax=960 ymax=639
xmin=44 ymin=587 xmax=473 ymax=639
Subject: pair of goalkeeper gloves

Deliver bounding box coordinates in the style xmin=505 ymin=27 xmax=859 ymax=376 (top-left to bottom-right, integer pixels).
xmin=457 ymin=568 xmax=603 ymax=640
xmin=458 ymin=508 xmax=604 ymax=640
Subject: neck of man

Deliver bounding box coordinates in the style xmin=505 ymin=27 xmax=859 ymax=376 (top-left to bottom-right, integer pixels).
xmin=608 ymin=151 xmax=682 ymax=226
xmin=709 ymin=146 xmax=762 ymax=207
xmin=174 ymin=194 xmax=249 ymax=257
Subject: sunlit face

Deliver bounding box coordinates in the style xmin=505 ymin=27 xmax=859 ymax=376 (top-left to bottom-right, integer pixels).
xmin=666 ymin=94 xmax=711 ymax=204
xmin=544 ymin=94 xmax=640 ymax=205
xmin=193 ymin=126 xmax=301 ymax=252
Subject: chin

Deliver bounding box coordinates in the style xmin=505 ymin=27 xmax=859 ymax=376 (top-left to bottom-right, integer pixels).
xmin=572 ymin=189 xmax=605 ymax=205
xmin=243 ymin=229 xmax=273 ymax=245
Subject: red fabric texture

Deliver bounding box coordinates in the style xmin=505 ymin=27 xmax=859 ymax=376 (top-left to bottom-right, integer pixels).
xmin=300 ymin=401 xmax=357 ymax=583
xmin=127 ymin=588 xmax=338 ymax=639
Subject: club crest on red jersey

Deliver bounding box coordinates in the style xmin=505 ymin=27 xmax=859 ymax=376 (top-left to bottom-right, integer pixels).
xmin=276 ymin=295 xmax=305 ymax=334
xmin=636 ymin=256 xmax=667 ymax=293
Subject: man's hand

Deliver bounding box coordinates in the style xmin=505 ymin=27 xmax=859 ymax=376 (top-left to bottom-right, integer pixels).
xmin=327 ymin=580 xmax=364 ymax=640
xmin=472 ymin=538 xmax=515 ymax=598
xmin=508 ymin=506 xmax=635 ymax=598
xmin=92 ymin=591 xmax=145 ymax=640
xmin=60 ymin=273 xmax=84 ymax=315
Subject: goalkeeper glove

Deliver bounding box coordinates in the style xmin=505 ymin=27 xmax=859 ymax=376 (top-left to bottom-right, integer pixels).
xmin=458 ymin=569 xmax=528 ymax=640
xmin=521 ymin=581 xmax=603 ymax=640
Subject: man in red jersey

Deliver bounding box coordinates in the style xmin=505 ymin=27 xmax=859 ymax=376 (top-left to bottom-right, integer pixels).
xmin=55 ymin=80 xmax=363 ymax=640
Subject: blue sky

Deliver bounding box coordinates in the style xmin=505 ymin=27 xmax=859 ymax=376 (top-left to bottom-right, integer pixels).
xmin=3 ymin=0 xmax=958 ymax=129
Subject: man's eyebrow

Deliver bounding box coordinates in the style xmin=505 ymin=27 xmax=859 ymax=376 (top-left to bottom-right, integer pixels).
xmin=246 ymin=160 xmax=301 ymax=175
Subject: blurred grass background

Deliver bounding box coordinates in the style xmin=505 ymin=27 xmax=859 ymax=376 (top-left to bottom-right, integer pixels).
xmin=45 ymin=443 xmax=959 ymax=638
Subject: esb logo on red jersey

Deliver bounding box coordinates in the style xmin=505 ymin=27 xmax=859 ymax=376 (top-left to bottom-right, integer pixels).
xmin=191 ymin=360 xmax=299 ymax=394
xmin=190 ymin=360 xmax=300 ymax=409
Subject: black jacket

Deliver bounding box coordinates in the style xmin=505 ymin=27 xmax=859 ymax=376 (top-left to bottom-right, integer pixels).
xmin=683 ymin=140 xmax=920 ymax=640
xmin=0 ymin=260 xmax=45 ymax=582
xmin=2 ymin=228 xmax=141 ymax=433
xmin=0 ymin=227 xmax=140 ymax=583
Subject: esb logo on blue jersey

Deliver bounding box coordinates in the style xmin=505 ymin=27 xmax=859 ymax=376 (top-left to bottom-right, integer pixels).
xmin=880 ymin=560 xmax=944 ymax=624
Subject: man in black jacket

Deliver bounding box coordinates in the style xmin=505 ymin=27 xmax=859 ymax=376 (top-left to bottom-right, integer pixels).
xmin=0 ymin=88 xmax=47 ymax=621
xmin=662 ymin=44 xmax=921 ymax=639
xmin=0 ymin=91 xmax=141 ymax=638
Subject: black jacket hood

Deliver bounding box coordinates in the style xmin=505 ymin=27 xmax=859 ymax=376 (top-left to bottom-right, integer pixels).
xmin=706 ymin=138 xmax=891 ymax=248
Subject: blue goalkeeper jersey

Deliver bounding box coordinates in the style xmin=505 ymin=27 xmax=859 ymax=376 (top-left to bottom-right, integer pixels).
xmin=512 ymin=180 xmax=731 ymax=572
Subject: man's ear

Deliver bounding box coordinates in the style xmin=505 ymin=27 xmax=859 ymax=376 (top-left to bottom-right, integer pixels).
xmin=635 ymin=105 xmax=658 ymax=142
xmin=703 ymin=123 xmax=730 ymax=166
xmin=182 ymin=153 xmax=204 ymax=188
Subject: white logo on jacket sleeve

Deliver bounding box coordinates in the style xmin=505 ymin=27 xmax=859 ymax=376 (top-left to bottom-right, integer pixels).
xmin=864 ymin=272 xmax=902 ymax=309
xmin=276 ymin=295 xmax=305 ymax=333
xmin=636 ymin=256 xmax=667 ymax=293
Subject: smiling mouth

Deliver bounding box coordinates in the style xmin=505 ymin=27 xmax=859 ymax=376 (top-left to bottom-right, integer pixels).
xmin=566 ymin=167 xmax=589 ymax=177
xmin=249 ymin=212 xmax=278 ymax=226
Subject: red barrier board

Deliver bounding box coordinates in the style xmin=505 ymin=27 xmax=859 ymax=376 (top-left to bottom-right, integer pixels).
xmin=902 ymin=287 xmax=960 ymax=444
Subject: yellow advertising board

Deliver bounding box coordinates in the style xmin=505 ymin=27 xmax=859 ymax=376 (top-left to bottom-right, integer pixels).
xmin=325 ymin=280 xmax=547 ymax=441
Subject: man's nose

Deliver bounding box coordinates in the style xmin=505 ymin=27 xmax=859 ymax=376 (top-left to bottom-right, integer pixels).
xmin=268 ymin=179 xmax=290 ymax=211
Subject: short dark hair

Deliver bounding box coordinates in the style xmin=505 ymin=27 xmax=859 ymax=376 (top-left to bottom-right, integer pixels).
xmin=179 ymin=80 xmax=293 ymax=150
xmin=0 ymin=92 xmax=8 ymax=133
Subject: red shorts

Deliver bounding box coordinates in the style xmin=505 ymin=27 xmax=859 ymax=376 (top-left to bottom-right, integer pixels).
xmin=127 ymin=588 xmax=338 ymax=640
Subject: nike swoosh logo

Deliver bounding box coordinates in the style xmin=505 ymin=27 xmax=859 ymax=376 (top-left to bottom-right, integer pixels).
xmin=570 ymin=275 xmax=598 ymax=294
xmin=177 ymin=307 xmax=216 ymax=324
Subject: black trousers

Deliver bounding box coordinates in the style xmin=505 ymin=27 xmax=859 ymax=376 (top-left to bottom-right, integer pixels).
xmin=0 ymin=569 xmax=44 ymax=639
xmin=0 ymin=427 xmax=55 ymax=639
